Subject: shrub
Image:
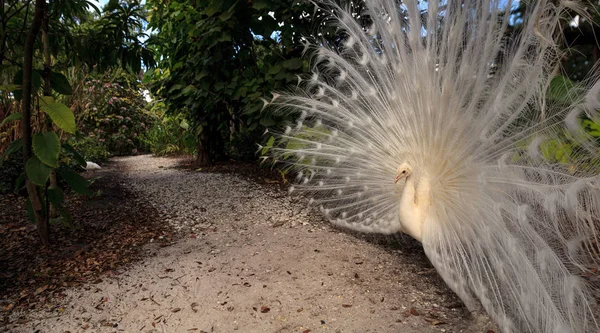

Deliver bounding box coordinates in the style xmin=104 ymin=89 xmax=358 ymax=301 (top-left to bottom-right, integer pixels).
xmin=0 ymin=151 xmax=23 ymax=194
xmin=140 ymin=102 xmax=196 ymax=156
xmin=77 ymin=74 xmax=153 ymax=156
xmin=227 ymin=128 xmax=261 ymax=162
xmin=70 ymin=136 xmax=110 ymax=163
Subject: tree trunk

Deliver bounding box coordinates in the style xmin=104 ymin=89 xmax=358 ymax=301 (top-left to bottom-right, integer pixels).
xmin=196 ymin=132 xmax=211 ymax=166
xmin=21 ymin=0 xmax=48 ymax=246
xmin=42 ymin=2 xmax=58 ymax=218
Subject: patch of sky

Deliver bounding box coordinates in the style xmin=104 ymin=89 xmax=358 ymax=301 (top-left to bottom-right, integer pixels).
xmin=253 ymin=11 xmax=282 ymax=41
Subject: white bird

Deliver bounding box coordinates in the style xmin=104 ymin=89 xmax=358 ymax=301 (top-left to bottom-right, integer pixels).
xmin=85 ymin=161 xmax=102 ymax=170
xmin=266 ymin=0 xmax=600 ymax=332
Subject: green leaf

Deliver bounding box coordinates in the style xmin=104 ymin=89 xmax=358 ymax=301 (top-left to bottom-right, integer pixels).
xmin=582 ymin=119 xmax=600 ymax=137
xmin=182 ymin=85 xmax=197 ymax=96
xmin=14 ymin=172 xmax=26 ymax=193
xmin=282 ymin=58 xmax=303 ymax=70
xmin=13 ymin=89 xmax=22 ymax=101
xmin=218 ymin=6 xmax=235 ymax=21
xmin=107 ymin=0 xmax=119 ymax=10
xmin=252 ymin=0 xmax=270 ymax=10
xmin=57 ymin=205 xmax=73 ymax=227
xmin=32 ymin=132 xmax=61 ymax=168
xmin=50 ymin=72 xmax=73 ymax=95
xmin=40 ymin=99 xmax=76 ymax=133
xmin=547 ymin=75 xmax=581 ymax=102
xmin=26 ymin=156 xmax=52 ymax=186
xmin=0 ymin=112 xmax=22 ymax=127
xmin=47 ymin=187 xmax=64 ymax=207
xmin=50 ymin=205 xmax=74 ymax=228
xmin=40 ymin=96 xmax=54 ymax=104
xmin=262 ymin=136 xmax=275 ymax=155
xmin=58 ymin=169 xmax=92 ymax=195
xmin=0 ymin=84 xmax=20 ymax=92
xmin=214 ymin=82 xmax=225 ymax=91
xmin=62 ymin=143 xmax=86 ymax=168
xmin=168 ymin=84 xmax=183 ymax=93
xmin=13 ymin=69 xmax=42 ymax=101
xmin=180 ymin=119 xmax=190 ymax=130
xmin=217 ymin=33 xmax=232 ymax=43
xmin=260 ymin=116 xmax=276 ymax=127
xmin=59 ymin=206 xmax=73 ymax=226
xmin=26 ymin=199 xmax=35 ymax=223
xmin=202 ymin=4 xmax=219 ymax=16
xmin=0 ymin=64 xmax=13 ymax=73
xmin=87 ymin=1 xmax=100 ymax=14
xmin=196 ymin=70 xmax=209 ymax=81
xmin=268 ymin=65 xmax=282 ymax=75
xmin=172 ymin=62 xmax=184 ymax=70
xmin=0 ymin=138 xmax=22 ymax=167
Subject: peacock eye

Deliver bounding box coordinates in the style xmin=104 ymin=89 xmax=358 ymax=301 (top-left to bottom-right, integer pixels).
xmin=402 ymin=170 xmax=406 ymax=174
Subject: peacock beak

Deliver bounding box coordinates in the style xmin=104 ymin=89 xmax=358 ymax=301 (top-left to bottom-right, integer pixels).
xmin=395 ymin=175 xmax=401 ymax=184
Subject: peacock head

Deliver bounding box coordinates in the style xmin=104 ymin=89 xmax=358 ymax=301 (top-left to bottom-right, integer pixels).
xmin=395 ymin=163 xmax=412 ymax=184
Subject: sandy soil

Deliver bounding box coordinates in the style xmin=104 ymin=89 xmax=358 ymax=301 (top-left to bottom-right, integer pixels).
xmin=6 ymin=155 xmax=496 ymax=333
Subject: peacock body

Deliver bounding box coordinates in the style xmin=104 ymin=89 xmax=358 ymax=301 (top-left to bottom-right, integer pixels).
xmin=266 ymin=0 xmax=600 ymax=332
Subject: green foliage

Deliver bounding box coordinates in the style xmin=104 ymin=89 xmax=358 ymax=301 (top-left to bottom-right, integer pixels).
xmin=540 ymin=138 xmax=572 ymax=164
xmin=0 ymin=138 xmax=22 ymax=167
xmin=75 ymin=72 xmax=153 ymax=156
xmin=12 ymin=69 xmax=42 ymax=101
xmin=147 ymin=0 xmax=313 ymax=163
xmin=0 ymin=0 xmax=151 ymax=244
xmin=227 ymin=129 xmax=262 ymax=162
xmin=50 ymin=72 xmax=74 ymax=95
xmin=26 ymin=156 xmax=53 ymax=186
xmin=0 ymin=149 xmax=23 ymax=194
xmin=511 ymin=76 xmax=600 ymax=171
xmin=0 ymin=112 xmax=22 ymax=127
xmin=57 ymin=168 xmax=93 ymax=196
xmin=262 ymin=124 xmax=332 ymax=172
xmin=40 ymin=96 xmax=77 ymax=134
xmin=140 ymin=102 xmax=196 ymax=156
xmin=547 ymin=76 xmax=582 ymax=103
xmin=61 ymin=142 xmax=87 ymax=169
xmin=70 ymin=136 xmax=110 ymax=163
xmin=65 ymin=0 xmax=155 ymax=72
xmin=32 ymin=132 xmax=61 ymax=168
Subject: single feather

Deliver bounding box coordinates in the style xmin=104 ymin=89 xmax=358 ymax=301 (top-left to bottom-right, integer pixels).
xmin=267 ymin=0 xmax=600 ymax=332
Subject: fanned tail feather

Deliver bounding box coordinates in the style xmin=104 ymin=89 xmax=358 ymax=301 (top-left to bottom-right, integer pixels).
xmin=268 ymin=0 xmax=600 ymax=332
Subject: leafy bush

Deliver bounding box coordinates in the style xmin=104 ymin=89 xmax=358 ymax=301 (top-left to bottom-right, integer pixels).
xmin=0 ymin=150 xmax=23 ymax=194
xmin=69 ymin=136 xmax=110 ymax=163
xmin=227 ymin=129 xmax=262 ymax=162
xmin=141 ymin=102 xmax=196 ymax=156
xmin=76 ymin=73 xmax=153 ymax=156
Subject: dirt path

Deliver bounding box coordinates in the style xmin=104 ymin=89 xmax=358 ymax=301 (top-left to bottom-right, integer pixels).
xmin=8 ymin=155 xmax=495 ymax=333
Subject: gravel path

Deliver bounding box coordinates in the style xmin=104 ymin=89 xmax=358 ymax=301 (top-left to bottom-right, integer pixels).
xmin=9 ymin=155 xmax=495 ymax=333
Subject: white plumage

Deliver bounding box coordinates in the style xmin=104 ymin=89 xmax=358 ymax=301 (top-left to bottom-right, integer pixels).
xmin=267 ymin=0 xmax=600 ymax=332
xmin=85 ymin=161 xmax=101 ymax=170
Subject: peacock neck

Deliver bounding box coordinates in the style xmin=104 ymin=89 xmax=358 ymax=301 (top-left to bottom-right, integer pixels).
xmin=399 ymin=173 xmax=430 ymax=242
